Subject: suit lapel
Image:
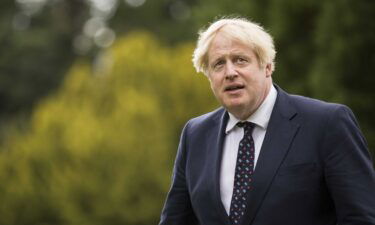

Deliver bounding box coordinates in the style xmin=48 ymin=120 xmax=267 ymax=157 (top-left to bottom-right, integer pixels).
xmin=241 ymin=87 xmax=300 ymax=225
xmin=209 ymin=109 xmax=232 ymax=224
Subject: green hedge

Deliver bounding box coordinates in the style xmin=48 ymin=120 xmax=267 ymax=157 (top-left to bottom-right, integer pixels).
xmin=0 ymin=32 xmax=217 ymax=225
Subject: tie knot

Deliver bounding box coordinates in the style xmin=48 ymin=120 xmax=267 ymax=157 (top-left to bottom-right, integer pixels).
xmin=237 ymin=121 xmax=255 ymax=134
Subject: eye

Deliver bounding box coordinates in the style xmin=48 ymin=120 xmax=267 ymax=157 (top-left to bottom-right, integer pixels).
xmin=235 ymin=57 xmax=247 ymax=64
xmin=212 ymin=60 xmax=225 ymax=69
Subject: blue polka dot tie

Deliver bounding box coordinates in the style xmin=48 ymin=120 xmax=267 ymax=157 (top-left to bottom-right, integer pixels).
xmin=229 ymin=122 xmax=255 ymax=225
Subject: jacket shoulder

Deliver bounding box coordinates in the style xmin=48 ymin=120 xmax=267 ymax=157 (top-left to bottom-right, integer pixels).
xmin=287 ymin=94 xmax=351 ymax=117
xmin=184 ymin=107 xmax=225 ymax=132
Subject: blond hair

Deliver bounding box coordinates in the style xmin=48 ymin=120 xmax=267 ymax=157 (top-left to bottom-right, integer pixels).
xmin=192 ymin=17 xmax=276 ymax=76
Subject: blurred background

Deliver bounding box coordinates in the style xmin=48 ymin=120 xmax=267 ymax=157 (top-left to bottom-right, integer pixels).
xmin=0 ymin=0 xmax=374 ymax=224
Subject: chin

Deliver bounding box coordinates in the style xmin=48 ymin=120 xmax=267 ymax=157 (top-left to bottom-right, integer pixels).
xmin=225 ymin=99 xmax=245 ymax=107
xmin=224 ymin=102 xmax=244 ymax=112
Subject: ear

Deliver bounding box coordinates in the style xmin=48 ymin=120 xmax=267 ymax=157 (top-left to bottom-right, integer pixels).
xmin=206 ymin=71 xmax=213 ymax=81
xmin=265 ymin=63 xmax=272 ymax=77
xmin=207 ymin=74 xmax=214 ymax=87
xmin=207 ymin=73 xmax=216 ymax=91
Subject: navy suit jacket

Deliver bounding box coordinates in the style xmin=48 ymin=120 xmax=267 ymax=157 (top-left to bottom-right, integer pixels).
xmin=159 ymin=85 xmax=375 ymax=225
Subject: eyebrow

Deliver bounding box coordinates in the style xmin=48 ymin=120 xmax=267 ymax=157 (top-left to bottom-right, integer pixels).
xmin=210 ymin=52 xmax=250 ymax=63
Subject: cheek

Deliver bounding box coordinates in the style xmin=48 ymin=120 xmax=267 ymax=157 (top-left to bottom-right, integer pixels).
xmin=209 ymin=77 xmax=219 ymax=90
xmin=209 ymin=82 xmax=216 ymax=94
xmin=208 ymin=80 xmax=218 ymax=96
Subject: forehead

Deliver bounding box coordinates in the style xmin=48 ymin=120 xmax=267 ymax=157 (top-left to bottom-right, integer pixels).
xmin=207 ymin=32 xmax=255 ymax=61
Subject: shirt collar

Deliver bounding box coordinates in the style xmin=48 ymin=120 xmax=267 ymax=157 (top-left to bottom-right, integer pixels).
xmin=225 ymin=85 xmax=277 ymax=134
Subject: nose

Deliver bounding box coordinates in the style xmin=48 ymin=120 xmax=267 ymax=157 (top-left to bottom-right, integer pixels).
xmin=225 ymin=62 xmax=238 ymax=80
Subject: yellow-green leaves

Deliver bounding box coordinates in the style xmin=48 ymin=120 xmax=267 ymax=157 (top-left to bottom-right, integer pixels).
xmin=0 ymin=32 xmax=217 ymax=225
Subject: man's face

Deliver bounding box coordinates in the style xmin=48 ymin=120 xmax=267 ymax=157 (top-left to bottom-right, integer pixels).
xmin=207 ymin=33 xmax=272 ymax=120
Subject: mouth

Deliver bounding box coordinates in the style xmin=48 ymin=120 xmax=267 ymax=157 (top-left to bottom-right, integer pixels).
xmin=224 ymin=84 xmax=245 ymax=92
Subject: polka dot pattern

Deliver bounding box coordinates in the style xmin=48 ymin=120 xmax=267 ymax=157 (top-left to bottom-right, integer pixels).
xmin=229 ymin=122 xmax=255 ymax=224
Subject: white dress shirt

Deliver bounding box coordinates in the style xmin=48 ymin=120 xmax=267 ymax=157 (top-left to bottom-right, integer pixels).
xmin=220 ymin=85 xmax=277 ymax=215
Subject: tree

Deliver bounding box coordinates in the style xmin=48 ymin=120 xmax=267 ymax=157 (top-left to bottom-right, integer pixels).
xmin=309 ymin=0 xmax=375 ymax=151
xmin=0 ymin=32 xmax=217 ymax=225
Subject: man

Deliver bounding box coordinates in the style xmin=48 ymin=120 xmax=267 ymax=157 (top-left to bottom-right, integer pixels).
xmin=159 ymin=17 xmax=375 ymax=225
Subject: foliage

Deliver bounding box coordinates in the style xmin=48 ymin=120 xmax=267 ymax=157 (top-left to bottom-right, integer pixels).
xmin=0 ymin=32 xmax=217 ymax=225
xmin=0 ymin=1 xmax=374 ymax=224
xmin=0 ymin=0 xmax=197 ymax=138
xmin=308 ymin=0 xmax=375 ymax=149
